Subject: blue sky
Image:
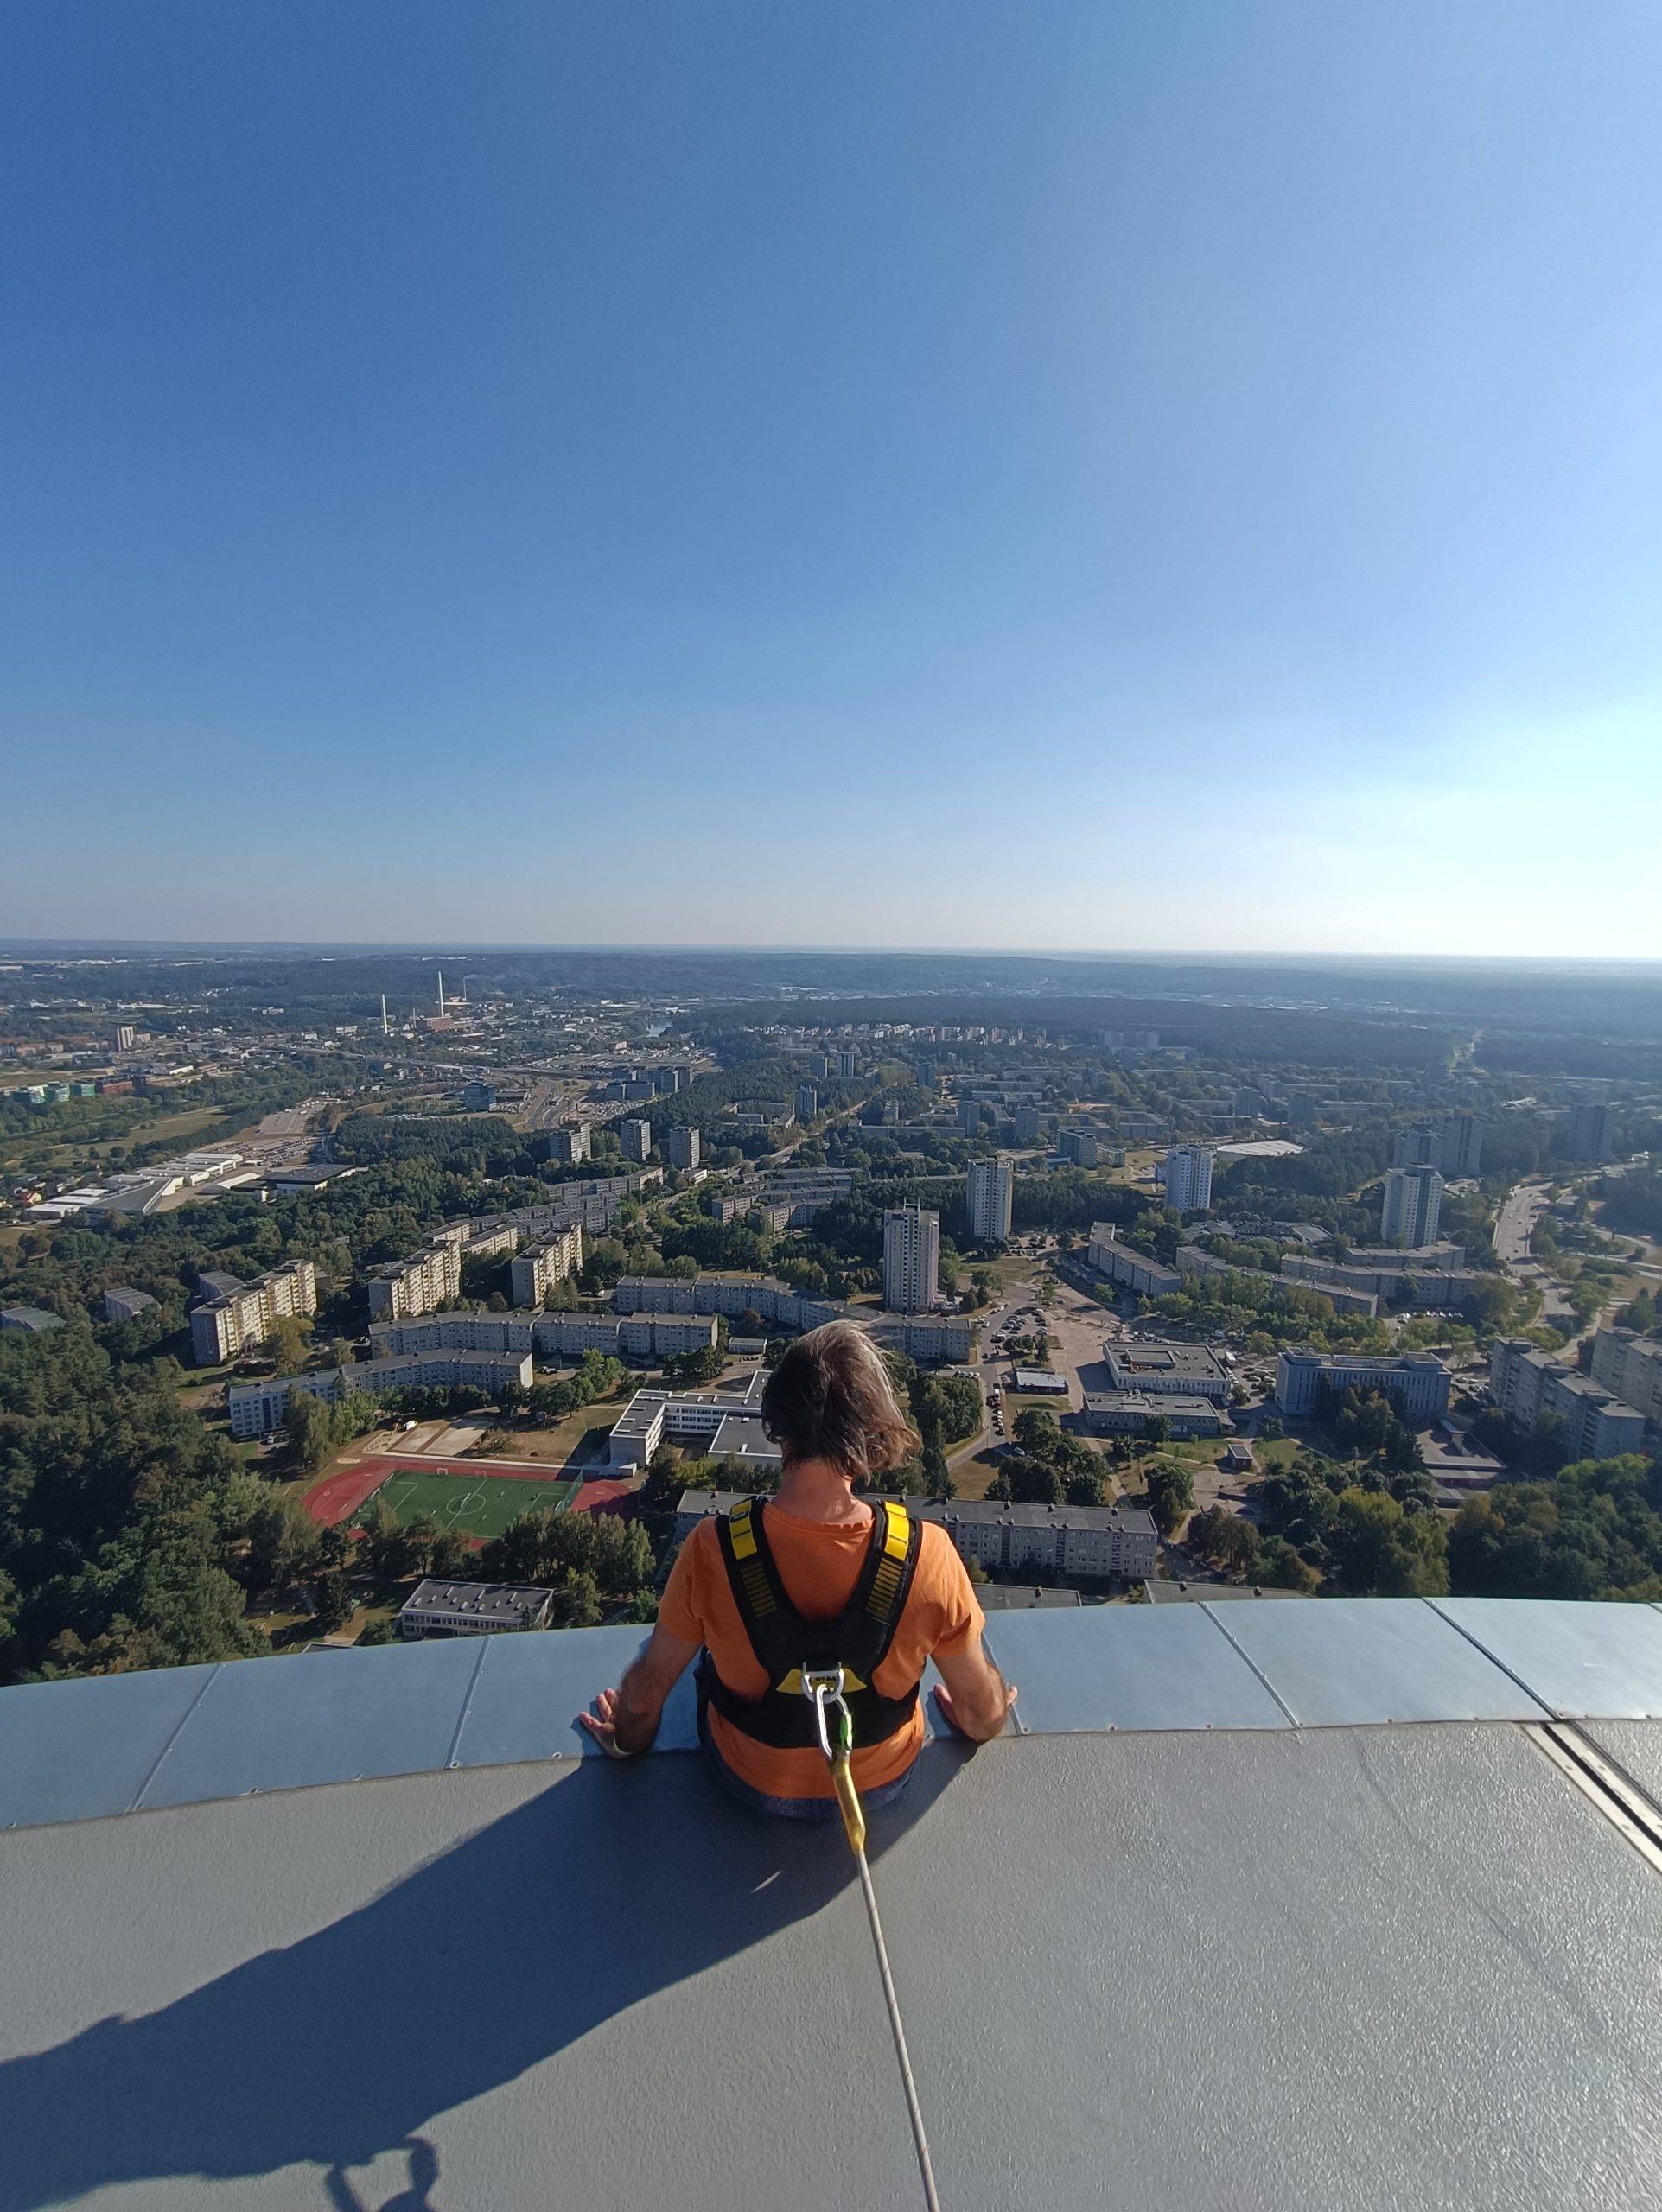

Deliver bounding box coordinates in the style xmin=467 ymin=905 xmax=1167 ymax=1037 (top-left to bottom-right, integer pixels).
xmin=3 ymin=2 xmax=1659 ymax=954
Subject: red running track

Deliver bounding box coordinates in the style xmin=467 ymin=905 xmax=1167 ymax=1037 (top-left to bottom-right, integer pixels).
xmin=302 ymin=1452 xmax=627 ymax=1528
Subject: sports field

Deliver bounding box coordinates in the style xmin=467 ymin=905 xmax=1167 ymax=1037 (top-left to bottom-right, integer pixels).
xmin=360 ymin=1468 xmax=579 ymax=1541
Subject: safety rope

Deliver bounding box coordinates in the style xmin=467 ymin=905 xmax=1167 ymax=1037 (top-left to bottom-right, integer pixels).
xmin=804 ymin=1670 xmax=944 ymax=2212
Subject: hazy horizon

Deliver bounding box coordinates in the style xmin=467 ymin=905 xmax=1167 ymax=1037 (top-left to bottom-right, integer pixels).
xmin=5 ymin=3 xmax=1660 ymax=955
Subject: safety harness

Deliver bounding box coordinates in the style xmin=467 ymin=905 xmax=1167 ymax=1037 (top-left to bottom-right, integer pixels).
xmin=703 ymin=1496 xmax=923 ymax=1750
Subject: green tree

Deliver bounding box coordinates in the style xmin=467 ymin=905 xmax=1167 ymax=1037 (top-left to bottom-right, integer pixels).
xmin=1144 ymin=1459 xmax=1195 ymax=1536
xmin=1328 ymin=1488 xmax=1449 ymax=1596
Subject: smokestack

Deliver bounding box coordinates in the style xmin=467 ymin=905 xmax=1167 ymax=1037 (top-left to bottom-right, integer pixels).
xmin=380 ymin=993 xmax=389 ymax=1036
xmin=437 ymin=970 xmax=446 ymax=1019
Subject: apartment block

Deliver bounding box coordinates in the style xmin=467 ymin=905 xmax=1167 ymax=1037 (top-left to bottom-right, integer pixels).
xmin=966 ymin=1158 xmax=1015 ymax=1243
xmin=190 ymin=1259 xmax=319 ymax=1366
xmin=666 ymin=1128 xmax=701 ymax=1173
xmin=366 ymin=1237 xmax=462 ymax=1322
xmin=1489 ymin=1337 xmax=1646 ymax=1459
xmin=1162 ymin=1146 xmax=1214 ymax=1215
xmin=883 ymin=1204 xmax=940 ymax=1313
xmin=1085 ymin=1223 xmax=1181 ymax=1301
xmin=1381 ymin=1166 xmax=1443 ymax=1248
xmin=618 ymin=1118 xmax=653 ymax=1163
xmin=1589 ymin=1329 xmax=1662 ymax=1431
xmin=674 ymin=1492 xmax=1158 ymax=1582
xmin=508 ymin=1226 xmax=584 ymax=1309
xmin=547 ymin=1122 xmax=591 ymax=1166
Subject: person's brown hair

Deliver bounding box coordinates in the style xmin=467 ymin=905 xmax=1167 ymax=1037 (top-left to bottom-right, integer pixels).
xmin=761 ymin=1320 xmax=922 ymax=1481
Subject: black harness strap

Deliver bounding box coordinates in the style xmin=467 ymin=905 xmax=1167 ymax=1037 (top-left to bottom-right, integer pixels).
xmin=705 ymin=1497 xmax=924 ymax=1751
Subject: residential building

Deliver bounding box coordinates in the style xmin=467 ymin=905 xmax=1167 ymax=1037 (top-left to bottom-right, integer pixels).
xmin=1103 ymin=1343 xmax=1231 ymax=1403
xmin=547 ymin=1122 xmax=591 ymax=1166
xmin=1084 ymin=1223 xmax=1181 ymax=1301
xmin=366 ymin=1236 xmax=462 ymax=1323
xmin=618 ymin=1117 xmax=653 ymax=1163
xmin=794 ymin=1084 xmax=819 ymax=1121
xmin=883 ymin=1204 xmax=939 ymax=1313
xmin=1274 ymin=1351 xmax=1452 ymax=1423
xmin=1589 ymin=1329 xmax=1662 ymax=1432
xmin=102 ymin=1286 xmax=157 ymax=1324
xmin=1489 ymin=1337 xmax=1646 ymax=1459
xmin=666 ymin=1128 xmax=701 ymax=1173
xmin=674 ymin=1491 xmax=1159 ymax=1582
xmin=1394 ymin=1112 xmax=1484 ymax=1179
xmin=870 ymin=1313 xmax=976 ymax=1363
xmin=225 ymin=1368 xmax=345 ymax=1440
xmin=835 ymin=1049 xmax=857 ymax=1078
xmin=965 ymin=1158 xmax=1014 ymax=1243
xmin=398 ymin=1580 xmax=553 ymax=1639
xmin=1162 ymin=1146 xmax=1214 ymax=1215
xmin=1568 ymin=1102 xmax=1614 ymax=1161
xmin=114 ymin=1025 xmax=136 ymax=1052
xmin=1081 ymin=1394 xmax=1228 ymax=1439
xmin=1380 ymin=1166 xmax=1442 ymax=1248
xmin=1060 ymin=1129 xmax=1099 ymax=1167
xmin=1281 ymin=1251 xmax=1489 ymax=1312
xmin=0 ymin=1306 xmax=64 ymax=1334
xmin=190 ymin=1259 xmax=319 ymax=1366
xmin=1012 ymin=1106 xmax=1043 ymax=1146
xmin=368 ymin=1310 xmax=716 ymax=1364
xmin=508 ymin=1226 xmax=584 ymax=1309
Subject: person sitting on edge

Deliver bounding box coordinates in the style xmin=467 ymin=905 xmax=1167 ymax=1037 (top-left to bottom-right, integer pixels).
xmin=579 ymin=1319 xmax=1016 ymax=1816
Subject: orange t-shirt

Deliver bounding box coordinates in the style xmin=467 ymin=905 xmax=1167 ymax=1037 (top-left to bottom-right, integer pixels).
xmin=659 ymin=1501 xmax=985 ymax=1800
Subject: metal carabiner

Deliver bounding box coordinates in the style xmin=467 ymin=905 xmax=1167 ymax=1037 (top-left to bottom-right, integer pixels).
xmin=800 ymin=1665 xmax=850 ymax=1764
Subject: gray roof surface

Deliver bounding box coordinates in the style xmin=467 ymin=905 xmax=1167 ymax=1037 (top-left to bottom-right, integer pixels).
xmin=6 ymin=1604 xmax=1662 ymax=2210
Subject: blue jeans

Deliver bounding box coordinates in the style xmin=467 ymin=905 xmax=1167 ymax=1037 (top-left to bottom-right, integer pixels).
xmin=696 ymin=1686 xmax=919 ymax=1821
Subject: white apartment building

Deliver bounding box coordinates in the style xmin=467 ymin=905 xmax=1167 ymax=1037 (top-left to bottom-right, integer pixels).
xmin=1589 ymin=1329 xmax=1662 ymax=1432
xmin=966 ymin=1158 xmax=1015 ymax=1243
xmin=674 ymin=1492 xmax=1159 ymax=1582
xmin=548 ymin=1123 xmax=591 ymax=1165
xmin=667 ymin=1128 xmax=701 ymax=1172
xmin=618 ymin=1118 xmax=653 ymax=1162
xmin=1489 ymin=1338 xmax=1646 ymax=1459
xmin=366 ymin=1237 xmax=462 ymax=1322
xmin=883 ymin=1204 xmax=939 ymax=1313
xmin=1162 ymin=1146 xmax=1214 ymax=1214
xmin=1085 ymin=1223 xmax=1181 ymax=1301
xmin=1380 ymin=1166 xmax=1443 ymax=1248
xmin=190 ymin=1259 xmax=318 ymax=1366
xmin=508 ymin=1226 xmax=584 ymax=1309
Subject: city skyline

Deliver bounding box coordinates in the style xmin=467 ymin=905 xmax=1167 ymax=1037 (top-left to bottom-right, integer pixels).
xmin=5 ymin=3 xmax=1661 ymax=956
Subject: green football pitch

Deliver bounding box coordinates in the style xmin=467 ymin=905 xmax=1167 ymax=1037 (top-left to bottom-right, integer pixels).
xmin=361 ymin=1469 xmax=579 ymax=1541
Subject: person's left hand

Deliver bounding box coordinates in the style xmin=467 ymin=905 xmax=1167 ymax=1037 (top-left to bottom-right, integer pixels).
xmin=578 ymin=1686 xmax=632 ymax=1758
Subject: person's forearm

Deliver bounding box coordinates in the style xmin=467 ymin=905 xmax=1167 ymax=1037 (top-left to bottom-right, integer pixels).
xmin=955 ymin=1662 xmax=1014 ymax=1743
xmin=611 ymin=1656 xmax=666 ymax=1754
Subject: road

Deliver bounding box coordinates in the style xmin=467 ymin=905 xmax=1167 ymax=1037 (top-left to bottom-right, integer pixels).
xmin=1493 ymin=1179 xmax=1549 ymax=1265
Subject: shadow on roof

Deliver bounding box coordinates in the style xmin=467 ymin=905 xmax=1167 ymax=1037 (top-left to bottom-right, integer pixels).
xmin=0 ymin=1744 xmax=971 ymax=2212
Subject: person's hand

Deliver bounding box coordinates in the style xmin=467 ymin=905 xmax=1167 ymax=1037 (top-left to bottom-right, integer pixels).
xmin=578 ymin=1687 xmax=635 ymax=1758
xmin=932 ymin=1681 xmax=1017 ymax=1740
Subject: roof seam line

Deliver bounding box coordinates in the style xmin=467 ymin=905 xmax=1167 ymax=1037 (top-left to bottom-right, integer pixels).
xmin=1420 ymin=1599 xmax=1555 ymax=1717
xmin=129 ymin=1665 xmax=223 ymax=1811
xmin=444 ymin=1639 xmax=494 ymax=1769
xmin=1198 ymin=1605 xmax=1301 ymax=1726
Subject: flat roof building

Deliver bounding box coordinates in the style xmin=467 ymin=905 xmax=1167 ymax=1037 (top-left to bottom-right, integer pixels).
xmin=1275 ymin=1350 xmax=1452 ymax=1423
xmin=102 ymin=1286 xmax=157 ymax=1324
xmin=882 ymin=1204 xmax=939 ymax=1313
xmin=398 ymin=1580 xmax=553 ymax=1639
xmin=1103 ymin=1343 xmax=1230 ymax=1402
xmin=966 ymin=1158 xmax=1014 ymax=1243
xmin=1082 ymin=1393 xmax=1228 ymax=1438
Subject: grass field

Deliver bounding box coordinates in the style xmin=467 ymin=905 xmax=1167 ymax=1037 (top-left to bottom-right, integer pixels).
xmin=361 ymin=1469 xmax=579 ymax=1541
